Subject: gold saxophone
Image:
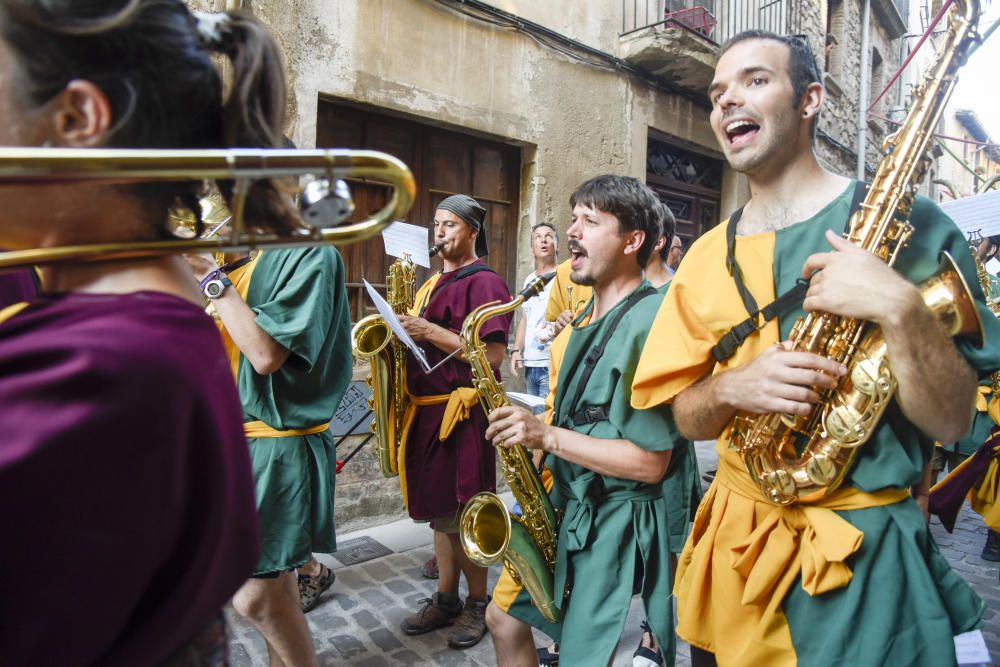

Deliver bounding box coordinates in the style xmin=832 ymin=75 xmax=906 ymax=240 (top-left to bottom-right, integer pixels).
xmin=352 ymin=245 xmax=442 ymax=476
xmin=458 ymin=271 xmax=562 ymax=624
xmin=732 ymin=0 xmax=985 ymax=505
xmin=351 ymin=255 xmax=418 ymax=477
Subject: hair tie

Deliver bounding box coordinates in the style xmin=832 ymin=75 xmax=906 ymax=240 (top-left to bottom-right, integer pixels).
xmin=192 ymin=10 xmax=231 ymax=48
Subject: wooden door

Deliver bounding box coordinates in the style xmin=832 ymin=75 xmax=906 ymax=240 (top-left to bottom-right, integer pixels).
xmin=317 ymin=100 xmax=520 ymax=320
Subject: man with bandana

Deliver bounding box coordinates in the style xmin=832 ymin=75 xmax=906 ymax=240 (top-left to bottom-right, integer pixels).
xmin=397 ymin=194 xmax=513 ymax=649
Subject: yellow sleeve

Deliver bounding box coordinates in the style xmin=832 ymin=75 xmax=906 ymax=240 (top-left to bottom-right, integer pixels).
xmin=544 ymin=259 xmax=592 ymax=321
xmin=630 ymin=223 xmax=779 ymax=408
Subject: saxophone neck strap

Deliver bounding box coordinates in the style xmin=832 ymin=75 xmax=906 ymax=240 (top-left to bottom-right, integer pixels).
xmin=712 ymin=180 xmax=868 ymax=363
xmin=419 ymin=263 xmax=495 ymax=317
xmin=559 ymin=284 xmax=657 ymax=429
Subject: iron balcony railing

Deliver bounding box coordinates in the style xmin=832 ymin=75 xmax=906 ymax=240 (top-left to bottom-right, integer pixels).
xmin=621 ymin=0 xmax=806 ymax=45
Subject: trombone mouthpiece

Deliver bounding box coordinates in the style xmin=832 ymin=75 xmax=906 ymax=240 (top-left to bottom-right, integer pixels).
xmin=518 ymin=270 xmax=555 ymax=299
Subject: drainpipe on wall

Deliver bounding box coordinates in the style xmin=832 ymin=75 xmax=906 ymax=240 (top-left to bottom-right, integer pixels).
xmin=856 ymin=0 xmax=872 ymax=179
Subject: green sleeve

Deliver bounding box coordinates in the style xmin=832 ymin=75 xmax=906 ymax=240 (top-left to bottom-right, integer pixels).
xmin=905 ymin=196 xmax=1000 ymax=377
xmin=591 ymin=297 xmax=679 ymax=452
xmin=249 ymin=246 xmax=343 ymax=372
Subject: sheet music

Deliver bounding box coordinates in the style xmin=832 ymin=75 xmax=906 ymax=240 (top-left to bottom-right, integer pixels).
xmin=954 ymin=630 xmax=991 ymax=665
xmin=383 ymin=221 xmax=431 ymax=267
xmin=363 ymin=280 xmax=432 ymax=373
xmin=507 ymin=391 xmax=547 ymax=410
xmin=986 ymin=257 xmax=1000 ymax=275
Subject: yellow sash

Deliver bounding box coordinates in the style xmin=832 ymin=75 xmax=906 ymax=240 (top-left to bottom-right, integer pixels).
xmin=410 ymin=273 xmax=441 ymax=316
xmin=397 ymin=387 xmax=480 ymax=508
xmin=674 ymin=457 xmax=909 ymax=664
xmin=216 ymin=253 xmax=262 ymax=380
xmin=244 ymin=420 xmax=329 ymax=438
xmin=0 ymin=302 xmax=29 ymax=326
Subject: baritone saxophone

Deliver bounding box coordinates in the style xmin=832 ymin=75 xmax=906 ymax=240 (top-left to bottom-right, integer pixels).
xmin=458 ymin=271 xmax=562 ymax=624
xmin=351 ymin=245 xmax=442 ymax=476
xmin=732 ymin=0 xmax=985 ymax=505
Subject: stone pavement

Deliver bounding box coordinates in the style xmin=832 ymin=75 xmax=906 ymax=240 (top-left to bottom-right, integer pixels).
xmin=227 ymin=442 xmax=999 ymax=666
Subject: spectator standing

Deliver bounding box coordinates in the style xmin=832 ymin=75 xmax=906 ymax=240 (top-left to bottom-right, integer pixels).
xmin=510 ymin=222 xmax=559 ymax=399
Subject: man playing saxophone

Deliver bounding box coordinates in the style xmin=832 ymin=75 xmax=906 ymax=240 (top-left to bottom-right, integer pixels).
xmin=631 ymin=31 xmax=1000 ymax=667
xmin=485 ymin=175 xmax=678 ymax=667
xmin=396 ymin=194 xmax=512 ymax=649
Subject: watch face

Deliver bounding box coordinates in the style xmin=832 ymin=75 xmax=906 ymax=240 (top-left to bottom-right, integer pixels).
xmin=205 ymin=279 xmax=225 ymax=299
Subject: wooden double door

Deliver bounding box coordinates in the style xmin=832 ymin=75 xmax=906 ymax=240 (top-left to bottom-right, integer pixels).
xmin=316 ymin=100 xmax=521 ymax=320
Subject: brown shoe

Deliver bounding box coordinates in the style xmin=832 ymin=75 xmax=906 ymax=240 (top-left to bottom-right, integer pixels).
xmin=400 ymin=592 xmax=462 ymax=635
xmin=446 ymin=596 xmax=489 ymax=649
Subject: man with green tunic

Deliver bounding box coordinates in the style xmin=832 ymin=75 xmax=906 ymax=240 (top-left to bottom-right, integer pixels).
xmin=485 ymin=175 xmax=679 ymax=667
xmin=631 ymin=31 xmax=998 ymax=667
xmin=188 ymin=243 xmax=352 ymax=667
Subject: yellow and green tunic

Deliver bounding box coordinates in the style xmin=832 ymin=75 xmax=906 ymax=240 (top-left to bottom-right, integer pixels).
xmin=496 ymin=282 xmax=679 ymax=666
xmin=655 ymin=280 xmax=703 ymax=556
xmin=632 ymin=185 xmax=999 ymax=667
xmin=219 ymin=247 xmax=353 ymax=575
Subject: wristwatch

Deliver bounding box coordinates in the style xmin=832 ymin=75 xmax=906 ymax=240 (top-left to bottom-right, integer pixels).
xmin=200 ymin=269 xmax=232 ymax=300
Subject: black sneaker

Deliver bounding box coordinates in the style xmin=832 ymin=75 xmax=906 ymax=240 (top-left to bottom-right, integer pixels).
xmin=401 ymin=592 xmax=462 ymax=635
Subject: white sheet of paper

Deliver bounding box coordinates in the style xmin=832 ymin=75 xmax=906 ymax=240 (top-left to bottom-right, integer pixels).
xmin=363 ymin=279 xmax=431 ymax=373
xmin=954 ymin=630 xmax=991 ymax=665
xmin=507 ymin=391 xmax=547 ymax=410
xmin=383 ymin=221 xmax=431 ymax=268
xmin=986 ymin=257 xmax=1000 ymax=275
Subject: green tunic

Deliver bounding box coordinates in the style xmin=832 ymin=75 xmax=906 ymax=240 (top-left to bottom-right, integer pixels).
xmin=547 ymin=282 xmax=679 ymax=667
xmin=655 ymin=281 xmax=704 ymax=555
xmin=768 ymin=188 xmax=997 ymax=666
xmin=237 ymin=247 xmax=353 ymax=574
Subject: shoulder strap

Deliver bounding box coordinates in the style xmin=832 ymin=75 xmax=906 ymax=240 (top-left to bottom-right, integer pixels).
xmin=418 ymin=264 xmax=495 ymax=317
xmin=559 ymin=285 xmax=657 ymax=429
xmin=711 ymin=180 xmax=868 ymax=363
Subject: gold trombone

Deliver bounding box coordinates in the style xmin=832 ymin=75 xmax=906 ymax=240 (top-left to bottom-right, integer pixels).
xmin=0 ymin=147 xmax=415 ymax=269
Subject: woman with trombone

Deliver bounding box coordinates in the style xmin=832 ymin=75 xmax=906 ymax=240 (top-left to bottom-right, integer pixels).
xmin=0 ymin=1 xmax=303 ymax=664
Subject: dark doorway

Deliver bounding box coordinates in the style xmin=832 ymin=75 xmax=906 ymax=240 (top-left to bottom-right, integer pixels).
xmin=646 ymin=130 xmax=723 ymax=246
xmin=317 ymin=99 xmax=521 ymax=320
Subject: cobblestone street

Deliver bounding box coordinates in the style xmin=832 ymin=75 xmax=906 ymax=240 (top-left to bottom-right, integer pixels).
xmin=227 ymin=443 xmax=999 ymax=666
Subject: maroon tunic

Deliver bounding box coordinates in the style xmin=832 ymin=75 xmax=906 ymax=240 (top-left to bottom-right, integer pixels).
xmin=0 ymin=291 xmax=259 ymax=666
xmin=404 ymin=262 xmax=512 ymax=520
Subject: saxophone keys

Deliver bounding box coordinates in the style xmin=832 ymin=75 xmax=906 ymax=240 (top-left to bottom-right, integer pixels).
xmin=763 ymin=469 xmax=796 ymax=503
xmin=825 ymin=404 xmax=866 ymax=443
xmin=805 ymin=453 xmax=838 ymax=486
xmin=851 ymin=359 xmax=879 ymax=394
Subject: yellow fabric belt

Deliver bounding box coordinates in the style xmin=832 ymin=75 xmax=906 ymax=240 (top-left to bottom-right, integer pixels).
xmin=397 ymin=386 xmax=480 ymax=510
xmin=674 ymin=457 xmax=909 ymax=664
xmin=243 ymin=421 xmax=329 ymax=438
xmin=716 ymin=463 xmax=908 ymax=602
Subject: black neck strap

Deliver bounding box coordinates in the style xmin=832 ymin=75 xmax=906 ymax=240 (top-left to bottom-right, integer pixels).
xmin=557 ymin=284 xmax=657 ymax=429
xmin=418 ymin=262 xmax=495 ymax=317
xmin=711 ymin=180 xmax=868 ymax=362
